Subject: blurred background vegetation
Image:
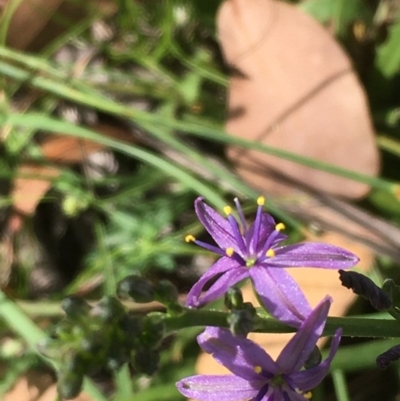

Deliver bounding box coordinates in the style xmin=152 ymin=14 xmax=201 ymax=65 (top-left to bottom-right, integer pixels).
xmin=1 ymin=0 xmax=400 ymax=400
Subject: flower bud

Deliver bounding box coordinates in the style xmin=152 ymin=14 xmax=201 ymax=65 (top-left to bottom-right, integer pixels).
xmin=227 ymin=309 xmax=254 ymax=337
xmin=140 ymin=313 xmax=165 ymax=347
xmin=154 ymin=280 xmax=179 ymax=306
xmin=339 ymin=270 xmax=391 ymax=310
xmin=61 ymin=296 xmax=91 ymax=322
xmin=90 ymin=296 xmax=126 ymax=323
xmin=117 ymin=275 xmax=155 ymax=303
xmin=242 ymin=302 xmax=257 ymax=317
xmin=79 ymin=333 xmax=105 ymax=356
xmin=132 ymin=348 xmax=160 ymax=375
xmin=37 ymin=338 xmax=63 ymax=359
xmin=107 ymin=349 xmax=130 ymax=371
xmin=382 ymin=279 xmax=400 ymax=308
xmin=377 ymin=344 xmax=400 ymax=369
xmin=120 ymin=314 xmax=143 ymax=345
xmin=51 ymin=319 xmax=75 ymax=341
xmin=224 ymin=287 xmax=244 ymax=310
xmin=57 ymin=370 xmax=84 ymax=400
xmin=57 ymin=350 xmax=85 ymax=399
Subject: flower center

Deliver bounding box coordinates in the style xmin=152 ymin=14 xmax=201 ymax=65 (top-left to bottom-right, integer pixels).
xmin=246 ymin=258 xmax=256 ymax=267
xmin=253 ymin=367 xmax=312 ymax=401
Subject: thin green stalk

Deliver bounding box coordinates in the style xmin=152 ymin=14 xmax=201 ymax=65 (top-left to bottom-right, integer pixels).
xmin=2 ymin=112 xmax=227 ymax=209
xmin=331 ymin=370 xmax=350 ymax=401
xmin=170 ymin=43 xmax=228 ymax=86
xmin=0 ymin=0 xmax=24 ymax=45
xmin=377 ymin=135 xmax=400 ymax=158
xmin=17 ymin=300 xmax=63 ymax=317
xmin=163 ymin=308 xmax=400 ymax=338
xmin=95 ymin=221 xmax=116 ymax=296
xmin=328 ymin=338 xmax=400 ymax=372
xmin=113 ymin=364 xmax=135 ymax=401
xmin=0 ymin=49 xmax=396 ymax=194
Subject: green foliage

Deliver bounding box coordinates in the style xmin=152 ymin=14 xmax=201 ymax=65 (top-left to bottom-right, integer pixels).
xmin=1 ymin=0 xmax=400 ymax=400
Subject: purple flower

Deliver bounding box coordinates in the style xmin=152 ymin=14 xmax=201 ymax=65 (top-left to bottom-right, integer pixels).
xmin=177 ymin=296 xmax=341 ymax=401
xmin=185 ymin=197 xmax=359 ymax=326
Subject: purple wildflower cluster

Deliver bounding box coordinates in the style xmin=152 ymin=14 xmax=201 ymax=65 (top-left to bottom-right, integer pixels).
xmin=177 ymin=197 xmax=359 ymax=401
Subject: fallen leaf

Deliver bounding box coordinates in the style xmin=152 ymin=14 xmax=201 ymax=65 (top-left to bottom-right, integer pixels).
xmin=13 ymin=164 xmax=60 ymax=216
xmin=5 ymin=0 xmax=66 ymax=50
xmin=11 ymin=123 xmax=133 ymax=217
xmin=218 ymin=0 xmax=379 ymax=198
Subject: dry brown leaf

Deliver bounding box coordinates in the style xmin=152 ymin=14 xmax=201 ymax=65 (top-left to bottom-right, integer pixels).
xmin=5 ymin=0 xmax=118 ymax=51
xmin=5 ymin=0 xmax=65 ymax=50
xmin=13 ymin=164 xmax=60 ymax=216
xmin=11 ymin=123 xmax=134 ymax=217
xmin=218 ymin=0 xmax=379 ymax=198
xmin=41 ymin=124 xmax=133 ymax=164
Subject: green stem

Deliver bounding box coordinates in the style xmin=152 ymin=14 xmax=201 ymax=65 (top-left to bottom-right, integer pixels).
xmin=331 ymin=370 xmax=350 ymax=401
xmin=163 ymin=309 xmax=400 ymax=338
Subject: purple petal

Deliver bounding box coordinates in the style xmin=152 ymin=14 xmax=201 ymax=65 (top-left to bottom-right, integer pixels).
xmin=268 ymin=390 xmax=286 ymax=401
xmin=250 ymin=266 xmax=312 ymax=327
xmin=186 ymin=257 xmax=243 ymax=307
xmin=195 ymin=198 xmax=237 ymax=250
xmin=195 ymin=268 xmax=249 ymax=307
xmin=176 ymin=374 xmax=259 ymax=401
xmin=198 ymin=327 xmax=278 ymax=380
xmin=290 ymin=328 xmax=342 ymax=390
xmin=269 ymin=243 xmax=359 ymax=269
xmin=276 ymin=296 xmax=332 ymax=374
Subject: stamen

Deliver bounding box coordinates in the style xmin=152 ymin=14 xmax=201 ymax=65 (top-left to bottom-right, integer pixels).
xmin=253 ymin=366 xmax=262 ymax=374
xmin=275 ymin=223 xmax=285 ymax=231
xmin=226 ymin=247 xmax=234 ymax=257
xmin=251 ymin=197 xmax=265 ymax=251
xmin=226 ymin=214 xmax=247 ymax=255
xmin=234 ymin=198 xmax=247 ymax=233
xmin=266 ymin=249 xmax=275 ymax=258
xmin=223 ymin=206 xmax=232 ymax=215
xmin=185 ymin=235 xmax=195 ymax=243
xmin=187 ymin=237 xmax=227 ymax=256
xmin=257 ymin=196 xmax=265 ymax=206
xmin=260 ymin=225 xmax=285 ymax=257
xmin=294 ymin=388 xmax=312 ymax=399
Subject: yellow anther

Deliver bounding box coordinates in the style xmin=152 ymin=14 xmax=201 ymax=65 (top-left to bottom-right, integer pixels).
xmin=266 ymin=249 xmax=275 ymax=258
xmin=275 ymin=223 xmax=286 ymax=231
xmin=257 ymin=196 xmax=265 ymax=206
xmin=253 ymin=366 xmax=262 ymax=374
xmin=226 ymin=247 xmax=234 ymax=257
xmin=295 ymin=389 xmax=312 ymax=399
xmin=223 ymin=206 xmax=232 ymax=216
xmin=185 ymin=235 xmax=196 ymax=243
